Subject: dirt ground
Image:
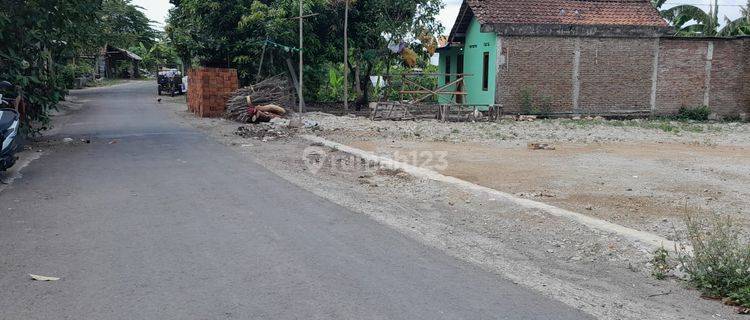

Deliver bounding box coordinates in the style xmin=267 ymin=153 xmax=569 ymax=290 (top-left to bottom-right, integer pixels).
xmin=342 ymin=140 xmax=750 ymax=240
xmin=155 ymin=95 xmax=750 ymax=319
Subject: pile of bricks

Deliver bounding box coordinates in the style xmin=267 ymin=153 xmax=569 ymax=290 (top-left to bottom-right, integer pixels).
xmin=187 ymin=68 xmax=239 ymax=118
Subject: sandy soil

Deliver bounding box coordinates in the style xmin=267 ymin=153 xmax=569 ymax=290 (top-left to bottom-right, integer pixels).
xmin=341 ymin=140 xmax=750 ymax=240
xmin=160 ymin=96 xmax=749 ymax=319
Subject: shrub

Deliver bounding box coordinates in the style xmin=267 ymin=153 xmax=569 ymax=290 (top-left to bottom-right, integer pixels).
xmin=678 ymin=106 xmax=711 ymax=121
xmin=651 ymin=247 xmax=671 ymax=280
xmin=679 ymin=213 xmax=750 ymax=305
xmin=520 ymin=87 xmax=534 ymax=115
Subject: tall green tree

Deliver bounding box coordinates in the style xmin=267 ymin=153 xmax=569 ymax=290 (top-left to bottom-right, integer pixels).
xmin=0 ymin=0 xmax=102 ymax=129
xmin=99 ymin=0 xmax=159 ymax=49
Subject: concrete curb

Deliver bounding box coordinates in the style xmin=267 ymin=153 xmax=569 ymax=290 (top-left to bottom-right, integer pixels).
xmin=302 ymin=134 xmax=682 ymax=253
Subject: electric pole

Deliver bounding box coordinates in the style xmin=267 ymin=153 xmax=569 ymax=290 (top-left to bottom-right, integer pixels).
xmin=343 ymin=0 xmax=349 ymax=111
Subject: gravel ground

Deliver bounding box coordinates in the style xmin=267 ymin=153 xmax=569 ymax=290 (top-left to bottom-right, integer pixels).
xmin=303 ymin=112 xmax=750 ymax=238
xmin=161 ymin=96 xmax=748 ymax=319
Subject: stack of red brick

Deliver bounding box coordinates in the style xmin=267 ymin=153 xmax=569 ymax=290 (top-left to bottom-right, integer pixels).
xmin=187 ymin=68 xmax=239 ymax=118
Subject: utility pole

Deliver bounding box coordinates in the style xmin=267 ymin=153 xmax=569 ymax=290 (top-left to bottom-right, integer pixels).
xmin=257 ymin=37 xmax=268 ymax=80
xmin=343 ymin=0 xmax=349 ymax=111
xmin=299 ymin=0 xmax=304 ymax=113
xmin=290 ymin=5 xmax=317 ymax=114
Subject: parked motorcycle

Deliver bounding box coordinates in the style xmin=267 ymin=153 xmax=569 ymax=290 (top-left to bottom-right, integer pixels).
xmin=0 ymin=81 xmax=21 ymax=171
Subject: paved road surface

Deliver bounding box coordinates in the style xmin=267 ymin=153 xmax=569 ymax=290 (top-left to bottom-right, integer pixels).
xmin=0 ymin=82 xmax=591 ymax=319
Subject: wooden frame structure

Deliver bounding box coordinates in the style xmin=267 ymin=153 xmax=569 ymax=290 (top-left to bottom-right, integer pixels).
xmin=372 ymin=72 xmax=502 ymax=122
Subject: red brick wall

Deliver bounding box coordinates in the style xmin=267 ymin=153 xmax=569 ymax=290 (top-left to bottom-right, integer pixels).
xmin=496 ymin=35 xmax=748 ymax=117
xmin=497 ymin=36 xmax=575 ymax=114
xmin=187 ymin=68 xmax=239 ymax=118
xmin=708 ymin=40 xmax=746 ymax=116
xmin=578 ymin=38 xmax=655 ymax=113
xmin=656 ymin=38 xmax=749 ymax=117
xmin=654 ymin=39 xmax=707 ymax=115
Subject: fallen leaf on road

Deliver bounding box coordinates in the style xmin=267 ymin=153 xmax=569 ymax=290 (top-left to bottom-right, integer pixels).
xmin=29 ymin=274 xmax=60 ymax=281
xmin=108 ymin=140 xmax=118 ymax=144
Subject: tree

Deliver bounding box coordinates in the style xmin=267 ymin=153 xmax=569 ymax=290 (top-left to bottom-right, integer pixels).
xmin=0 ymin=0 xmax=158 ymax=131
xmin=166 ymin=0 xmax=443 ymax=105
xmin=99 ymin=0 xmax=159 ymax=49
xmin=718 ymin=0 xmax=750 ymax=36
xmin=0 ymin=0 xmax=102 ymax=130
xmin=336 ymin=0 xmax=443 ymax=106
xmin=653 ymin=0 xmax=750 ymax=37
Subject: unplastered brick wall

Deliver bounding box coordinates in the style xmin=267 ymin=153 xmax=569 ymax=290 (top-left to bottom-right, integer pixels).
xmin=655 ymin=38 xmax=748 ymax=117
xmin=187 ymin=68 xmax=239 ymax=118
xmin=578 ymin=37 xmax=655 ymax=113
xmin=496 ymin=35 xmax=749 ymax=117
xmin=496 ymin=36 xmax=576 ymax=114
xmin=654 ymin=39 xmax=707 ymax=115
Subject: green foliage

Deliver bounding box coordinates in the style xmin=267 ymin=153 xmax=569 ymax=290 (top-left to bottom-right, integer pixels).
xmin=0 ymin=0 xmax=102 ymax=130
xmin=678 ymin=105 xmax=711 ymax=121
xmin=167 ymin=0 xmax=444 ymax=105
xmin=519 ymin=87 xmax=553 ymax=116
xmin=651 ymin=247 xmax=671 ymax=280
xmin=729 ymin=287 xmax=750 ymax=307
xmin=654 ymin=0 xmax=750 ymax=37
xmin=314 ymin=64 xmax=345 ymax=102
xmin=100 ymin=0 xmax=159 ymax=49
xmin=59 ymin=63 xmax=96 ymax=89
xmin=679 ymin=214 xmax=750 ymax=306
xmin=520 ymin=87 xmax=534 ymax=115
xmin=0 ymin=0 xmax=158 ymax=131
xmin=130 ymin=40 xmax=181 ymax=73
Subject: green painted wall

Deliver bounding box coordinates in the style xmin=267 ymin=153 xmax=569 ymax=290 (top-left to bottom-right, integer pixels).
xmin=463 ymin=17 xmax=496 ymax=107
xmin=437 ymin=17 xmax=497 ymax=108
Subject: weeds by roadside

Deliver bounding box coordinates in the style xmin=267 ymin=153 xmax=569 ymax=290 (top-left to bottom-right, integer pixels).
xmin=679 ymin=213 xmax=750 ymax=306
xmin=653 ymin=212 xmax=750 ymax=310
xmin=651 ymin=247 xmax=671 ymax=280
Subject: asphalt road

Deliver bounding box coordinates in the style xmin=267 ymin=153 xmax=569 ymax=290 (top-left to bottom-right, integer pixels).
xmin=0 ymin=82 xmax=591 ymax=319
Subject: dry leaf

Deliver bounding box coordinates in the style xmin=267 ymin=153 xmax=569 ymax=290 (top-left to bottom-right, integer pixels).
xmin=29 ymin=274 xmax=60 ymax=281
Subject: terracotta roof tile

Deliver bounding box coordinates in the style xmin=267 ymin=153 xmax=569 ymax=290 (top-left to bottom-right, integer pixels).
xmin=467 ymin=0 xmax=668 ymax=27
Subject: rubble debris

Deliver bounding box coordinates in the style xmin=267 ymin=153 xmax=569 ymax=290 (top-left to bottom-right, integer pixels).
xmin=528 ymin=142 xmax=556 ymax=150
xmin=224 ymin=75 xmax=294 ymax=123
xmin=233 ymin=124 xmax=290 ymax=141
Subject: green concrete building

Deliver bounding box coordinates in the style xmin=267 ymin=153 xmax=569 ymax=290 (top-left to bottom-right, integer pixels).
xmin=437 ymin=17 xmax=497 ymax=109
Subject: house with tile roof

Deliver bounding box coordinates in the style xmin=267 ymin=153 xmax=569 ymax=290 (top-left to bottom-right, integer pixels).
xmin=438 ymin=0 xmax=749 ymax=118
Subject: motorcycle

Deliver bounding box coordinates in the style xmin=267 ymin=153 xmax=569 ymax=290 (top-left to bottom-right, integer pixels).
xmin=0 ymin=81 xmax=20 ymax=171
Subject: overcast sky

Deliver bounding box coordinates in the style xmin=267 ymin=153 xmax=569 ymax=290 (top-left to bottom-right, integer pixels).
xmin=135 ymin=0 xmax=744 ymax=33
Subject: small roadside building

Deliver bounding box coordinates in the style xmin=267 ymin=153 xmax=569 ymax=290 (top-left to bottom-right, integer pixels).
xmin=438 ymin=0 xmax=749 ymax=118
xmin=98 ymin=45 xmax=142 ymax=79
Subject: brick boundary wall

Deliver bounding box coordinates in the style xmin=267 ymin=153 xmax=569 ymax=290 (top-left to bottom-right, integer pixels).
xmin=496 ymin=35 xmax=749 ymax=118
xmin=187 ymin=68 xmax=239 ymax=118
